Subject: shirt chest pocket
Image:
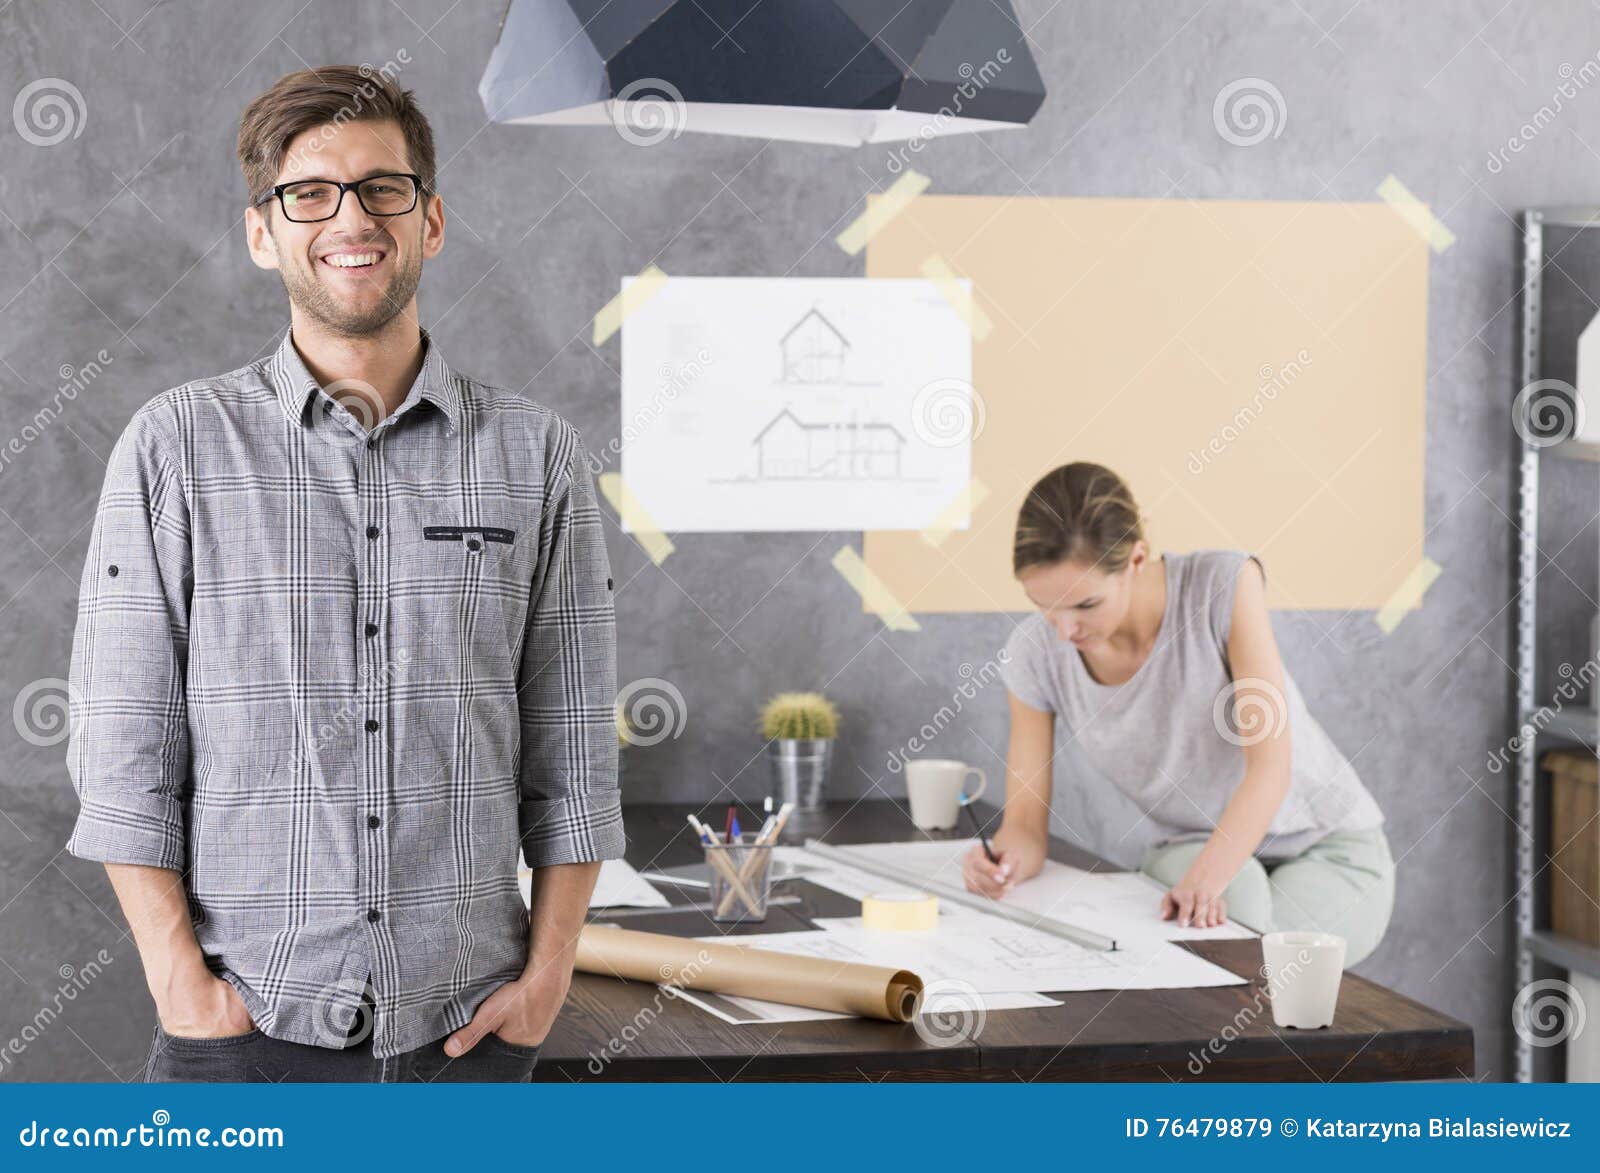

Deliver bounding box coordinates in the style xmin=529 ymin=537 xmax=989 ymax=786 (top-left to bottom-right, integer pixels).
xmin=394 ymin=525 xmax=529 ymax=657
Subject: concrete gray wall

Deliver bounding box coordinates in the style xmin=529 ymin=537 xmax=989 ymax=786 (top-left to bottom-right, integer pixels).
xmin=4 ymin=0 xmax=1589 ymax=1081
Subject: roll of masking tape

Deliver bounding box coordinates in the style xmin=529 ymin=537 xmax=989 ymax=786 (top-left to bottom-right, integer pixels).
xmin=861 ymin=890 xmax=939 ymax=932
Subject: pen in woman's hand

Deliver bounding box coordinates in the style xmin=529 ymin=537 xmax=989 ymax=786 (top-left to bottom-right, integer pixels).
xmin=960 ymin=799 xmax=999 ymax=864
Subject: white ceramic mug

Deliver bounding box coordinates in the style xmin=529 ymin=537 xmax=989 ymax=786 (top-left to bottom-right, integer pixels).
xmin=903 ymin=759 xmax=987 ymax=830
xmin=1261 ymin=931 xmax=1347 ymax=1029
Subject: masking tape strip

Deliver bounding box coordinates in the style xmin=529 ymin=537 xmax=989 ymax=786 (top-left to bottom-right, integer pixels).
xmin=862 ymin=891 xmax=940 ymax=932
xmin=598 ymin=473 xmax=675 ymax=565
xmin=1375 ymin=557 xmax=1441 ymax=634
xmin=921 ymin=478 xmax=989 ymax=548
xmin=832 ymin=546 xmax=921 ymax=631
xmin=1376 ymin=175 xmax=1455 ymax=254
xmin=836 ymin=170 xmax=931 ymax=256
xmin=920 ymin=254 xmax=992 ymax=340
xmin=593 ymin=264 xmax=668 ymax=346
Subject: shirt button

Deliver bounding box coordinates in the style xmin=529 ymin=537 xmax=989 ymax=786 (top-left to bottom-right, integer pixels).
xmin=366 ymin=525 xmax=380 ymax=539
xmin=365 ymin=718 xmax=379 ymax=732
xmin=466 ymin=538 xmax=481 ymax=552
xmin=367 ymin=814 xmax=381 ymax=829
xmin=364 ymin=622 xmax=378 ymax=637
xmin=107 ymin=564 xmax=119 ymax=577
xmin=367 ymin=909 xmax=381 ymax=923
xmin=366 ymin=436 xmax=377 ymax=448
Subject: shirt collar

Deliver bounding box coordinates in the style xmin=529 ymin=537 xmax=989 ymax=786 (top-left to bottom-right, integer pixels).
xmin=267 ymin=327 xmax=461 ymax=432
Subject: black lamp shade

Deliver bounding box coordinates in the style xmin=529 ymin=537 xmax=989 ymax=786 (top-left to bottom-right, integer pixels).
xmin=479 ymin=0 xmax=1046 ymax=146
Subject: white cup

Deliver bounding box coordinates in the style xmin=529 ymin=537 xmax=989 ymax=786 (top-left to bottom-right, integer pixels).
xmin=903 ymin=759 xmax=987 ymax=830
xmin=1261 ymin=931 xmax=1347 ymax=1029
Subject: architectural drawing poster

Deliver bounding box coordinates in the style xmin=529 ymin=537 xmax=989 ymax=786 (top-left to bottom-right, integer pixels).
xmin=619 ymin=277 xmax=974 ymax=532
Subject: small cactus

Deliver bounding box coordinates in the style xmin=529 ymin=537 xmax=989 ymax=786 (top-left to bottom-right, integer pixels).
xmin=760 ymin=691 xmax=840 ymax=741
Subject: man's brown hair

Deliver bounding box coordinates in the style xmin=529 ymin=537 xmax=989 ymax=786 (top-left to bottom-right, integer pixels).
xmin=237 ymin=66 xmax=437 ymax=206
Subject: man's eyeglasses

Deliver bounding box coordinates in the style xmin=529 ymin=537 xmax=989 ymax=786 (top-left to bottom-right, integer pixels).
xmin=255 ymin=173 xmax=424 ymax=223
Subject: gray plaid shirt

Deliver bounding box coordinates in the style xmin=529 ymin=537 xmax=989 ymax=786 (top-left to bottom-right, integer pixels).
xmin=65 ymin=328 xmax=623 ymax=1058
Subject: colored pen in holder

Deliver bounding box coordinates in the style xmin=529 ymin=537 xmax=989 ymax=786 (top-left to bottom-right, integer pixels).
xmin=705 ymin=833 xmax=775 ymax=923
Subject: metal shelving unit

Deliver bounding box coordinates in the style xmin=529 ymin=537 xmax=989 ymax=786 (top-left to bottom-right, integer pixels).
xmin=1514 ymin=206 xmax=1600 ymax=1083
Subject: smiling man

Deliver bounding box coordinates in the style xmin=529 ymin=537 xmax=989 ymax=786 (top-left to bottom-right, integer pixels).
xmin=63 ymin=67 xmax=623 ymax=1082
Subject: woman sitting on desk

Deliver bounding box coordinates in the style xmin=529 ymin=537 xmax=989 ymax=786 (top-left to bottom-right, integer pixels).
xmin=962 ymin=462 xmax=1395 ymax=965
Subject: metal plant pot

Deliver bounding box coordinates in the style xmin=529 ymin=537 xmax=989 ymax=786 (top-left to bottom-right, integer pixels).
xmin=768 ymin=738 xmax=834 ymax=811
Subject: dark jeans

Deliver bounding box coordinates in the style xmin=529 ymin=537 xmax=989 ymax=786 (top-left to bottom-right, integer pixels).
xmin=142 ymin=977 xmax=541 ymax=1083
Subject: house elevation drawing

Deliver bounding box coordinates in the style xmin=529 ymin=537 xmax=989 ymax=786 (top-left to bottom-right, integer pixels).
xmin=779 ymin=306 xmax=850 ymax=383
xmin=751 ymin=407 xmax=905 ymax=480
xmin=620 ymin=276 xmax=974 ymax=532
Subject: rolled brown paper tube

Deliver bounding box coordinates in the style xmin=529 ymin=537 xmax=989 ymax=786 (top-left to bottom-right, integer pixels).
xmin=575 ymin=924 xmax=925 ymax=1023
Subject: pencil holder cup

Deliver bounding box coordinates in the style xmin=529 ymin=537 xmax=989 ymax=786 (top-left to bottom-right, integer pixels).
xmin=705 ymin=834 xmax=775 ymax=923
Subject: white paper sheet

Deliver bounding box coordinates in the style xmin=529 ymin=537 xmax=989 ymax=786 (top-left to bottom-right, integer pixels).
xmin=803 ymin=839 xmax=1257 ymax=944
xmin=517 ymin=858 xmax=670 ymax=910
xmin=699 ymin=925 xmax=1245 ymax=996
xmin=767 ymin=845 xmax=902 ymax=901
xmin=619 ymin=277 xmax=973 ymax=532
xmin=664 ymin=984 xmax=1062 ymax=1026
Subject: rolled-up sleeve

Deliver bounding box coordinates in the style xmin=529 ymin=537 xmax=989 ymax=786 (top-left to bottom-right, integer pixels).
xmin=516 ymin=424 xmax=624 ymax=869
xmin=65 ymin=400 xmax=192 ymax=871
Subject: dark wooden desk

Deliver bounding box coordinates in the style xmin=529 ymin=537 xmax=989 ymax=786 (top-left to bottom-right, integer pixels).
xmin=534 ymin=802 xmax=1474 ymax=1082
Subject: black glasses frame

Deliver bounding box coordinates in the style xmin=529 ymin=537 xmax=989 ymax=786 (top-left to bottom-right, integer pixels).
xmin=254 ymin=172 xmax=425 ymax=222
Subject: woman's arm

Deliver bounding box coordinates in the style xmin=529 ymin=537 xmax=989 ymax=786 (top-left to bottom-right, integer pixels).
xmin=963 ymin=690 xmax=1054 ymax=897
xmin=1161 ymin=557 xmax=1293 ymax=928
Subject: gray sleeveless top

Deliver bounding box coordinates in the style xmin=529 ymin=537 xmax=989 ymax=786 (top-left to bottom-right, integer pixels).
xmin=1000 ymin=550 xmax=1383 ymax=861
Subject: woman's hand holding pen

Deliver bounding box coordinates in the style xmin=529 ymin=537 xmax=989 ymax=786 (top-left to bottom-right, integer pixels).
xmin=961 ymin=822 xmax=1046 ymax=899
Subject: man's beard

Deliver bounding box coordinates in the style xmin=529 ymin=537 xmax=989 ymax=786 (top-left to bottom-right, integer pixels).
xmin=278 ymin=247 xmax=422 ymax=338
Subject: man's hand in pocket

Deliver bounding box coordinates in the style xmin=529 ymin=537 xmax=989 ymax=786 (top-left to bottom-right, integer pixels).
xmin=157 ymin=971 xmax=256 ymax=1039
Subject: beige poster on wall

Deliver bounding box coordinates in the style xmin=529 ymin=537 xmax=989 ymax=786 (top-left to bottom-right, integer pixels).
xmin=861 ymin=195 xmax=1430 ymax=613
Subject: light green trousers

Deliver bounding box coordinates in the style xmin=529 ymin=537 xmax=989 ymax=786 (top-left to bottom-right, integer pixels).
xmin=1138 ymin=825 xmax=1396 ymax=966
